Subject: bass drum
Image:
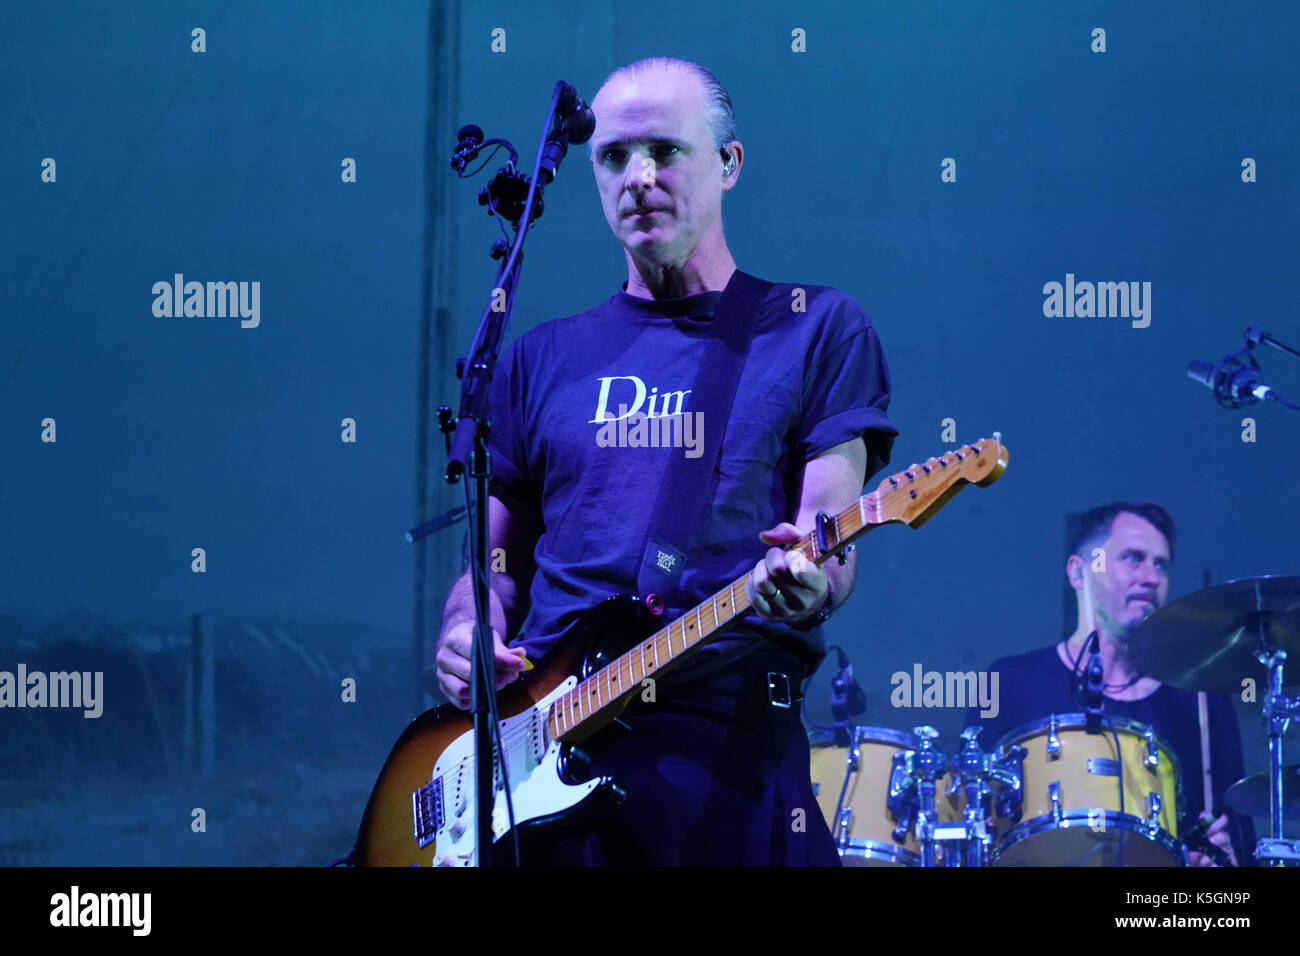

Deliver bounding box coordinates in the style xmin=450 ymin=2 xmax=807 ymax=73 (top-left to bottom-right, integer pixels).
xmin=989 ymin=714 xmax=1184 ymax=867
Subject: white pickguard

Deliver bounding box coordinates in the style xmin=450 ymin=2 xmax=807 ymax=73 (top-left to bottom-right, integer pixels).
xmin=428 ymin=677 xmax=600 ymax=866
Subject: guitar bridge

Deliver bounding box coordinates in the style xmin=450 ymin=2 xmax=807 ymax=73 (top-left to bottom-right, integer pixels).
xmin=413 ymin=777 xmax=445 ymax=849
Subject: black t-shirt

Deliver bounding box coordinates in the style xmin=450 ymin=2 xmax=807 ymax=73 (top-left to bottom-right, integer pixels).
xmin=486 ymin=279 xmax=897 ymax=682
xmin=964 ymin=644 xmax=1256 ymax=864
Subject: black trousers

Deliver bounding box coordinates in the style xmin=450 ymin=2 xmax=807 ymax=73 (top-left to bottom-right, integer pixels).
xmin=523 ymin=647 xmax=842 ymax=866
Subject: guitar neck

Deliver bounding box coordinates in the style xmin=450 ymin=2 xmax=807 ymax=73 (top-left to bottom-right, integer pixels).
xmin=546 ymin=437 xmax=1008 ymax=743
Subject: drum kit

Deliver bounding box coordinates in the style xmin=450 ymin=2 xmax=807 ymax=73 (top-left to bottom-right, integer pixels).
xmin=810 ymin=575 xmax=1300 ymax=866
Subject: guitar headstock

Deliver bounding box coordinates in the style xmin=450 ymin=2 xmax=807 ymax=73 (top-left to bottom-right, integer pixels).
xmin=869 ymin=436 xmax=1009 ymax=528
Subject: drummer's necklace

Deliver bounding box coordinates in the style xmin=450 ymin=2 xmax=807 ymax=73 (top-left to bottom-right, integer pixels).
xmin=1103 ymin=674 xmax=1141 ymax=691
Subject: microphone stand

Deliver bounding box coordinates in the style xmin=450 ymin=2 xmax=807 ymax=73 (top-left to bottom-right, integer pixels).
xmin=439 ymin=81 xmax=591 ymax=866
xmin=1246 ymin=325 xmax=1300 ymax=364
xmin=1246 ymin=327 xmax=1300 ymax=410
xmin=828 ymin=646 xmax=854 ymax=747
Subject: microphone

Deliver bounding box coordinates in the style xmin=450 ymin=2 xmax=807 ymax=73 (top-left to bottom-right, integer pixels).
xmin=832 ymin=650 xmax=863 ymax=749
xmin=555 ymin=81 xmax=596 ymax=145
xmin=537 ymin=81 xmax=596 ymax=187
xmin=830 ymin=646 xmax=866 ymax=715
xmin=1084 ymin=630 xmax=1104 ymax=735
xmin=449 ymin=124 xmax=485 ymax=173
xmin=830 ymin=647 xmax=866 ymax=713
xmin=1187 ymin=356 xmax=1275 ymax=407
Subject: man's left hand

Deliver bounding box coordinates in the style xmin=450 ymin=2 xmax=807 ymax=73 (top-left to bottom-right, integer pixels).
xmin=745 ymin=522 xmax=828 ymax=624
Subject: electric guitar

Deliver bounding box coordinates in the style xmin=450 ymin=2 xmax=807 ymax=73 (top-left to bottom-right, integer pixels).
xmin=353 ymin=437 xmax=1009 ymax=865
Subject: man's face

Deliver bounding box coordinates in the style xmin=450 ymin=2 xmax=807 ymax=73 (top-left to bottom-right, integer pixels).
xmin=1075 ymin=512 xmax=1171 ymax=639
xmin=589 ymin=68 xmax=729 ymax=268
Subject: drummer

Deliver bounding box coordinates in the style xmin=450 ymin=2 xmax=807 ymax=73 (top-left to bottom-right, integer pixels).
xmin=964 ymin=502 xmax=1254 ymax=866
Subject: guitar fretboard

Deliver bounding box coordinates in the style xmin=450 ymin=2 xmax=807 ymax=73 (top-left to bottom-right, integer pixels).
xmin=544 ymin=438 xmax=1003 ymax=743
xmin=545 ymin=494 xmax=871 ymax=742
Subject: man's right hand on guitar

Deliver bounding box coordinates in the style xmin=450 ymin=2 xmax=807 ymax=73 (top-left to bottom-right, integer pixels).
xmin=435 ymin=621 xmax=529 ymax=709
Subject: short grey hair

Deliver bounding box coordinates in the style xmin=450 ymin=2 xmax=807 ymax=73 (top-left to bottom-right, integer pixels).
xmin=598 ymin=57 xmax=737 ymax=151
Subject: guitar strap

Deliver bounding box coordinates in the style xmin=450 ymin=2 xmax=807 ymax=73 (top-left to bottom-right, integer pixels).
xmin=635 ymin=269 xmax=774 ymax=610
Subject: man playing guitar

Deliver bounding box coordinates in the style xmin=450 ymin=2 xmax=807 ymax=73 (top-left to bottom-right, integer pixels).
xmin=432 ymin=57 xmax=897 ymax=865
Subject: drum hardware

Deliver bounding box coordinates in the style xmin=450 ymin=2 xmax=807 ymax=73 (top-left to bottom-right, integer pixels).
xmin=836 ymin=805 xmax=853 ymax=847
xmin=1129 ymin=575 xmax=1300 ymax=865
xmin=1259 ymin=639 xmax=1300 ymax=863
xmin=809 ymin=723 xmax=1025 ymax=866
xmin=847 ymin=733 xmax=862 ymax=772
xmin=1254 ymin=839 xmax=1300 ymax=864
xmin=949 ymin=731 xmax=992 ymax=868
xmin=1143 ymin=727 xmax=1160 ymax=769
xmin=887 ymin=726 xmax=948 ymax=867
xmin=1146 ymin=793 xmax=1163 ymax=832
xmin=832 ymin=733 xmax=861 ymax=854
xmin=882 ymin=726 xmax=1024 ymax=866
xmin=1227 ymin=764 xmax=1300 ymax=864
xmin=992 ymin=743 xmax=1027 ymax=824
xmin=886 ymin=749 xmax=914 ymax=844
xmin=914 ymin=726 xmax=948 ymax=869
xmin=943 ymin=727 xmax=1023 ymax=866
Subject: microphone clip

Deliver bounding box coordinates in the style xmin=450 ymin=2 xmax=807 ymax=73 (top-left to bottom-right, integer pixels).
xmin=1084 ymin=630 xmax=1105 ymax=735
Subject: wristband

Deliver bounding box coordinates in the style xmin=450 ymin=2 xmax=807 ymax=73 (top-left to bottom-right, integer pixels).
xmin=790 ymin=578 xmax=834 ymax=631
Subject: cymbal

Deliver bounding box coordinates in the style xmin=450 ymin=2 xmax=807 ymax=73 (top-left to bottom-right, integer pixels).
xmin=1128 ymin=576 xmax=1300 ymax=694
xmin=1226 ymin=765 xmax=1300 ymax=820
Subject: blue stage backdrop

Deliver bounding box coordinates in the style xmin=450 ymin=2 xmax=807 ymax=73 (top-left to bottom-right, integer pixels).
xmin=1 ymin=0 xmax=1296 ymax=864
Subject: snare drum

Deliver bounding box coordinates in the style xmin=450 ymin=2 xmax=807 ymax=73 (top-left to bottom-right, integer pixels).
xmin=809 ymin=726 xmax=961 ymax=865
xmin=989 ymin=714 xmax=1184 ymax=866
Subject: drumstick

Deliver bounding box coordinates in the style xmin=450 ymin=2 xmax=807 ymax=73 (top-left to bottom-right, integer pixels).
xmin=1197 ymin=690 xmax=1214 ymax=815
xmin=1079 ymin=570 xmax=1099 ymax=638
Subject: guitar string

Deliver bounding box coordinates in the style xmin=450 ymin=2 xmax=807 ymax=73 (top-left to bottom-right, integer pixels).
xmin=425 ymin=445 xmax=993 ymax=794
xmin=425 ymin=446 xmax=987 ymax=794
